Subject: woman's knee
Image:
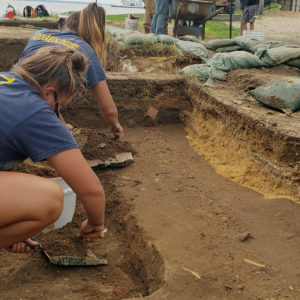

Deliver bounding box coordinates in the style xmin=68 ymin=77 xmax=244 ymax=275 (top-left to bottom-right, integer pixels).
xmin=42 ymin=180 xmax=64 ymax=223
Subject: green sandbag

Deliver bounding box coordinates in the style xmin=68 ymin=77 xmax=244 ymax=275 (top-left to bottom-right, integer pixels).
xmin=216 ymin=45 xmax=242 ymax=53
xmin=250 ymin=77 xmax=300 ymax=113
xmin=205 ymin=39 xmax=237 ymax=50
xmin=157 ymin=34 xmax=178 ymax=44
xmin=256 ymin=46 xmax=300 ymax=67
xmin=233 ymin=36 xmax=263 ymax=52
xmin=179 ymin=35 xmax=201 ymax=43
xmin=254 ymin=40 xmax=287 ymax=52
xmin=180 ymin=64 xmax=227 ymax=81
xmin=207 ymin=51 xmax=264 ymax=72
xmin=286 ymin=58 xmax=300 ymax=68
xmin=106 ymin=25 xmax=126 ymax=40
xmin=125 ymin=32 xmax=158 ymax=46
xmin=176 ymin=40 xmax=208 ymax=59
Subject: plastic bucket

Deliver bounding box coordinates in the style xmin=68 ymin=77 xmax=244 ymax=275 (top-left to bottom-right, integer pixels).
xmin=125 ymin=17 xmax=140 ymax=31
xmin=42 ymin=178 xmax=76 ymax=233
xmin=242 ymin=30 xmax=265 ymax=41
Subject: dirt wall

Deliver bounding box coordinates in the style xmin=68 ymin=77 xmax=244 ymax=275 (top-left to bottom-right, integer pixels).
xmin=0 ymin=38 xmax=27 ymax=71
xmin=63 ymin=73 xmax=191 ymax=128
xmin=184 ymin=82 xmax=300 ymax=201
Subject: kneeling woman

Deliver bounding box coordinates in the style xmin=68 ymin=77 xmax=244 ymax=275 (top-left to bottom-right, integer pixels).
xmin=0 ymin=46 xmax=105 ymax=252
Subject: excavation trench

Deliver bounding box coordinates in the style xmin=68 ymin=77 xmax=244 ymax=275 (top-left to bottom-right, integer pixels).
xmin=0 ymin=36 xmax=300 ymax=299
xmin=66 ymin=71 xmax=300 ymax=202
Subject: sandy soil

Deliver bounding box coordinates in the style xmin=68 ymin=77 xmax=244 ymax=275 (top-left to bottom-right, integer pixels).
xmin=0 ymin=10 xmax=300 ymax=300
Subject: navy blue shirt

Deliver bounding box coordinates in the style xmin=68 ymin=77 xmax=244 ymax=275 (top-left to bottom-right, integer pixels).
xmin=21 ymin=29 xmax=106 ymax=87
xmin=241 ymin=0 xmax=259 ymax=10
xmin=0 ymin=72 xmax=78 ymax=171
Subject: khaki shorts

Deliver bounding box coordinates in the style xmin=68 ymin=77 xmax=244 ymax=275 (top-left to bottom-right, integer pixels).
xmin=241 ymin=4 xmax=258 ymax=23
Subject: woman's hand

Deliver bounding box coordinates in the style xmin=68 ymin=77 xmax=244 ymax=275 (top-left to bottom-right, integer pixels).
xmin=7 ymin=238 xmax=39 ymax=253
xmin=111 ymin=122 xmax=124 ymax=138
xmin=78 ymin=219 xmax=105 ymax=242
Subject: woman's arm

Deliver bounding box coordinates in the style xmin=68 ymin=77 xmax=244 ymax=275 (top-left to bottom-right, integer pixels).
xmin=91 ymin=80 xmax=123 ymax=137
xmin=47 ymin=148 xmax=105 ymax=231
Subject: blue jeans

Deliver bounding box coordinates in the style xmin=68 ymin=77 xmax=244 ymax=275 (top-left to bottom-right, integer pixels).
xmin=150 ymin=0 xmax=169 ymax=35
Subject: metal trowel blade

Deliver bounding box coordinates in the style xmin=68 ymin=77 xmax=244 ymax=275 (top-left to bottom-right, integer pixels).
xmin=38 ymin=244 xmax=108 ymax=266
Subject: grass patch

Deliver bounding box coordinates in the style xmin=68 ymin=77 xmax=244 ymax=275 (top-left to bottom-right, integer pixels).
xmin=205 ymin=21 xmax=239 ymax=39
xmin=263 ymin=2 xmax=280 ymax=12
xmin=106 ymin=13 xmax=145 ymax=24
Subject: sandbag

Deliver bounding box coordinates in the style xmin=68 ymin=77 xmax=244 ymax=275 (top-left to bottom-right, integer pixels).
xmin=125 ymin=32 xmax=158 ymax=46
xmin=256 ymin=46 xmax=300 ymax=67
xmin=285 ymin=58 xmax=300 ymax=69
xmin=207 ymin=51 xmax=264 ymax=72
xmin=157 ymin=34 xmax=177 ymax=44
xmin=176 ymin=40 xmax=208 ymax=59
xmin=180 ymin=64 xmax=227 ymax=81
xmin=250 ymin=77 xmax=300 ymax=113
xmin=216 ymin=45 xmax=242 ymax=53
xmin=205 ymin=39 xmax=237 ymax=50
xmin=179 ymin=35 xmax=201 ymax=43
xmin=233 ymin=36 xmax=263 ymax=53
xmin=106 ymin=25 xmax=126 ymax=41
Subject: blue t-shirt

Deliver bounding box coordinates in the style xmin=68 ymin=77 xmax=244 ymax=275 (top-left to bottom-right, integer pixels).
xmin=0 ymin=72 xmax=78 ymax=171
xmin=20 ymin=29 xmax=106 ymax=87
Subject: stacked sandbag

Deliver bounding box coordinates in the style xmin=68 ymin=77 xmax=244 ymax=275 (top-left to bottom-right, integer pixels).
xmin=180 ymin=64 xmax=227 ymax=81
xmin=106 ymin=25 xmax=127 ymax=41
xmin=206 ymin=51 xmax=264 ymax=72
xmin=124 ymin=32 xmax=159 ymax=48
xmin=205 ymin=39 xmax=241 ymax=53
xmin=175 ymin=40 xmax=208 ymax=59
xmin=256 ymin=45 xmax=300 ymax=67
xmin=250 ymin=77 xmax=300 ymax=113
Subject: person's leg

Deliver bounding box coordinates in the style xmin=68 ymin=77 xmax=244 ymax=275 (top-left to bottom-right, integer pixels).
xmin=248 ymin=4 xmax=259 ymax=30
xmin=241 ymin=20 xmax=248 ymax=34
xmin=0 ymin=171 xmax=64 ymax=249
xmin=144 ymin=8 xmax=152 ymax=33
xmin=240 ymin=6 xmax=249 ymax=35
xmin=150 ymin=3 xmax=158 ymax=33
xmin=144 ymin=0 xmax=154 ymax=33
xmin=152 ymin=0 xmax=169 ymax=35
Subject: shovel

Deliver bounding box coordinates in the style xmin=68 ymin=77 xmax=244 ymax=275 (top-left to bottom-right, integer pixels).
xmin=37 ymin=229 xmax=108 ymax=266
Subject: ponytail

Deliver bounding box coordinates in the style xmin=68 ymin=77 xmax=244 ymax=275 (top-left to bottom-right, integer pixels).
xmin=14 ymin=46 xmax=87 ymax=96
xmin=66 ymin=3 xmax=106 ymax=68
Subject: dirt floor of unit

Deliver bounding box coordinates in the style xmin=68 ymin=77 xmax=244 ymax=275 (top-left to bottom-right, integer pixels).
xmin=1 ymin=125 xmax=299 ymax=299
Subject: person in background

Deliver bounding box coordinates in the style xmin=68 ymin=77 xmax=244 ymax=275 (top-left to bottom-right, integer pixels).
xmin=0 ymin=46 xmax=106 ymax=253
xmin=150 ymin=0 xmax=170 ymax=35
xmin=143 ymin=0 xmax=156 ymax=34
xmin=21 ymin=3 xmax=123 ymax=138
xmin=240 ymin=0 xmax=260 ymax=35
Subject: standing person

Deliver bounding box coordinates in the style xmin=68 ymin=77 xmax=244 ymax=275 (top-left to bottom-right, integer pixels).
xmin=0 ymin=46 xmax=106 ymax=252
xmin=21 ymin=3 xmax=123 ymax=138
xmin=150 ymin=0 xmax=170 ymax=35
xmin=240 ymin=0 xmax=260 ymax=35
xmin=143 ymin=0 xmax=156 ymax=34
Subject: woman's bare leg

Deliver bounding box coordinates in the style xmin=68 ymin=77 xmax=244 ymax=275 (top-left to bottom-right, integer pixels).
xmin=0 ymin=172 xmax=64 ymax=249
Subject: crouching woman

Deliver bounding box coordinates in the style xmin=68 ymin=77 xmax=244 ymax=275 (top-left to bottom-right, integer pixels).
xmin=0 ymin=46 xmax=105 ymax=252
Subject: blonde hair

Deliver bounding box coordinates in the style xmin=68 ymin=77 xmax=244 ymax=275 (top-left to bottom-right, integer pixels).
xmin=66 ymin=3 xmax=106 ymax=67
xmin=14 ymin=46 xmax=87 ymax=96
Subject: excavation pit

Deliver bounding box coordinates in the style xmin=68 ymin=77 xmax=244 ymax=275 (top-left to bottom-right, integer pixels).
xmin=0 ymin=29 xmax=300 ymax=299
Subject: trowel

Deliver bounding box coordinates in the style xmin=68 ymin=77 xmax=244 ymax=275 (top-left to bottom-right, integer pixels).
xmin=87 ymin=152 xmax=133 ymax=171
xmin=37 ymin=229 xmax=108 ymax=266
